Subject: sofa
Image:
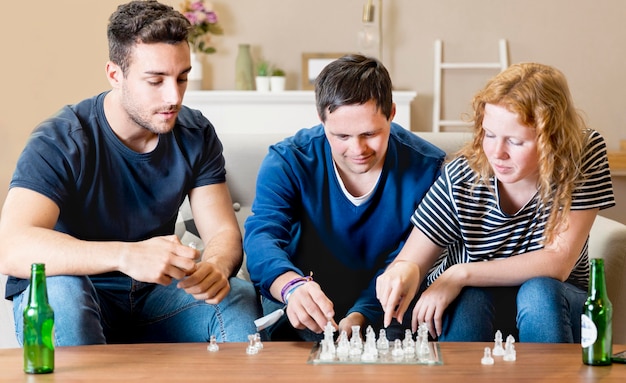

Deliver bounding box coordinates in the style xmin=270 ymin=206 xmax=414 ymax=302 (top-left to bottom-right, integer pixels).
xmin=2 ymin=131 xmax=625 ymax=348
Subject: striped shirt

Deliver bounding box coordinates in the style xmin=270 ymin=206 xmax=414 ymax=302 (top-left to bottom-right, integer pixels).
xmin=413 ymin=129 xmax=615 ymax=290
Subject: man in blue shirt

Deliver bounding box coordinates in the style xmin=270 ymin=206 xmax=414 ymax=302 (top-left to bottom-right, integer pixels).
xmin=0 ymin=0 xmax=260 ymax=345
xmin=244 ymin=54 xmax=445 ymax=340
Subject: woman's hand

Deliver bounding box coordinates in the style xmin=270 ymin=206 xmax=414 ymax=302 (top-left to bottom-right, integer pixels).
xmin=411 ymin=266 xmax=464 ymax=338
xmin=376 ymin=260 xmax=421 ymax=328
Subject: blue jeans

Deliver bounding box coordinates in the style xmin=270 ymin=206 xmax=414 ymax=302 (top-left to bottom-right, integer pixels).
xmin=13 ymin=274 xmax=262 ymax=346
xmin=437 ymin=277 xmax=586 ymax=343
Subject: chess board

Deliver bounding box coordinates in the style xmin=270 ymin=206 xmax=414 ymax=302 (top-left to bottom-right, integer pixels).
xmin=307 ymin=341 xmax=443 ymax=365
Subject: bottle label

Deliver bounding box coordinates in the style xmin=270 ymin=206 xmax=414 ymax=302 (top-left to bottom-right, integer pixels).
xmin=581 ymin=314 xmax=597 ymax=348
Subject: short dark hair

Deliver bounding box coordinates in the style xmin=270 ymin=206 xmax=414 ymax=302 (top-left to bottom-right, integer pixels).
xmin=314 ymin=54 xmax=393 ymax=122
xmin=107 ymin=0 xmax=190 ymax=75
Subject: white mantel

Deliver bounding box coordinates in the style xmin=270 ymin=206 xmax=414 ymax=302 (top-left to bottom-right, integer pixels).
xmin=183 ymin=90 xmax=417 ymax=135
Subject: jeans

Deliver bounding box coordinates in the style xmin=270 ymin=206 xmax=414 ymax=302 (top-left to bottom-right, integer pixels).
xmin=13 ymin=274 xmax=262 ymax=346
xmin=437 ymin=277 xmax=586 ymax=343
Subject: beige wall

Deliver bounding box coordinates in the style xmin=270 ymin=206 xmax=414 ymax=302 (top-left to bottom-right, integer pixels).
xmin=1 ymin=0 xmax=624 ymax=222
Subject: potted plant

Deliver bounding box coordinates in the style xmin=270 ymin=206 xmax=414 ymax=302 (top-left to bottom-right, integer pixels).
xmin=270 ymin=68 xmax=286 ymax=92
xmin=255 ymin=60 xmax=271 ymax=92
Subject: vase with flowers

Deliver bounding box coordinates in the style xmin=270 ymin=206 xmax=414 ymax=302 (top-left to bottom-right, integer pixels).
xmin=180 ymin=0 xmax=224 ymax=89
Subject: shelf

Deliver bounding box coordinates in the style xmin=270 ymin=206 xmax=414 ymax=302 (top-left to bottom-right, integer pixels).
xmin=183 ymin=90 xmax=417 ymax=135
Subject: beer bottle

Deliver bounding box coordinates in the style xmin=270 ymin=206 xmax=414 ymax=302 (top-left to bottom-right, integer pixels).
xmin=23 ymin=263 xmax=55 ymax=374
xmin=581 ymin=258 xmax=612 ymax=366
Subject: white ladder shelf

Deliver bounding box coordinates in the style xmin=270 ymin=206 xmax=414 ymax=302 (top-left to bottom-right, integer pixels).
xmin=432 ymin=39 xmax=509 ymax=132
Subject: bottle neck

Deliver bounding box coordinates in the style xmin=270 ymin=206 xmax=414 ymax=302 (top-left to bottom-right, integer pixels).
xmin=588 ymin=259 xmax=608 ymax=300
xmin=28 ymin=265 xmax=49 ymax=306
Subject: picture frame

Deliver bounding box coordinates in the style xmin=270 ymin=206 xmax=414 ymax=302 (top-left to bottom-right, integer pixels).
xmin=301 ymin=53 xmax=349 ymax=90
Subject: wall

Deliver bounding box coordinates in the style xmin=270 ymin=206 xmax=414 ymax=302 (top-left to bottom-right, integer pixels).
xmin=0 ymin=0 xmax=624 ymax=222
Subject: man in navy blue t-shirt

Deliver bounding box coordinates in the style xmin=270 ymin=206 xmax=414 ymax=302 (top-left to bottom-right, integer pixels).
xmin=0 ymin=0 xmax=260 ymax=345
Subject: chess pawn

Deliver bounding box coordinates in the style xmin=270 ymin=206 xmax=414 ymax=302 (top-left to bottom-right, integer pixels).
xmin=207 ymin=335 xmax=219 ymax=352
xmin=363 ymin=329 xmax=378 ymax=360
xmin=319 ymin=341 xmax=335 ymax=361
xmin=391 ymin=339 xmax=404 ymax=359
xmin=481 ymin=347 xmax=495 ymax=365
xmin=336 ymin=331 xmax=350 ymax=359
xmin=402 ymin=329 xmax=415 ymax=354
xmin=245 ymin=334 xmax=259 ymax=355
xmin=376 ymin=329 xmax=390 ymax=354
xmin=253 ymin=333 xmax=263 ymax=350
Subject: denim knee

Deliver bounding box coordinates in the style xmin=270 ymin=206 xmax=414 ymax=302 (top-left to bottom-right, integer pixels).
xmin=516 ymin=277 xmax=575 ymax=343
xmin=439 ymin=287 xmax=497 ymax=342
xmin=215 ymin=278 xmax=263 ymax=342
xmin=15 ymin=275 xmax=106 ymax=346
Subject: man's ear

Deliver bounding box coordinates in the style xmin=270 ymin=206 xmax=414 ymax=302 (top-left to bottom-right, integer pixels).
xmin=388 ymin=102 xmax=397 ymax=122
xmin=105 ymin=61 xmax=123 ymax=88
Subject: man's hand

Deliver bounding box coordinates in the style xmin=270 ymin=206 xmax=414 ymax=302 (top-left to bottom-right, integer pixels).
xmin=177 ymin=260 xmax=230 ymax=304
xmin=285 ymin=281 xmax=337 ymax=334
xmin=337 ymin=312 xmax=367 ymax=338
xmin=118 ymin=235 xmax=198 ymax=285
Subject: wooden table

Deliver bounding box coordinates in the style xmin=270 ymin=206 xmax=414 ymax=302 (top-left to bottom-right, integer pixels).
xmin=0 ymin=342 xmax=624 ymax=382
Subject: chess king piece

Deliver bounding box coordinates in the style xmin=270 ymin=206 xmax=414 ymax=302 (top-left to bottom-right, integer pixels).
xmin=581 ymin=258 xmax=613 ymax=366
xmin=23 ymin=263 xmax=55 ymax=374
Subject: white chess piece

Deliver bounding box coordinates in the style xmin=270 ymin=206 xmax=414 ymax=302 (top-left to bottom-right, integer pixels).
xmin=391 ymin=339 xmax=404 ymax=359
xmin=376 ymin=329 xmax=390 ymax=354
xmin=207 ymin=335 xmax=219 ymax=352
xmin=245 ymin=334 xmax=259 ymax=355
xmin=417 ymin=323 xmax=430 ymax=358
xmin=336 ymin=330 xmax=350 ymax=359
xmin=481 ymin=347 xmax=495 ymax=365
xmin=492 ymin=330 xmax=505 ymax=356
xmin=319 ymin=321 xmax=336 ymax=361
xmin=503 ymin=334 xmax=516 ymax=361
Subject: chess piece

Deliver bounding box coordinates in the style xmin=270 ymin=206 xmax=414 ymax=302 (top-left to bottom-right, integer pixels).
xmin=481 ymin=347 xmax=495 ymax=365
xmin=253 ymin=333 xmax=263 ymax=350
xmin=417 ymin=323 xmax=430 ymax=358
xmin=319 ymin=321 xmax=336 ymax=361
xmin=336 ymin=331 xmax=350 ymax=359
xmin=492 ymin=330 xmax=505 ymax=356
xmin=349 ymin=326 xmax=363 ymax=357
xmin=503 ymin=334 xmax=516 ymax=361
xmin=361 ymin=327 xmax=378 ymax=362
xmin=246 ymin=334 xmax=259 ymax=355
xmin=376 ymin=329 xmax=390 ymax=355
xmin=207 ymin=335 xmax=219 ymax=352
xmin=402 ymin=329 xmax=415 ymax=356
xmin=391 ymin=339 xmax=404 ymax=359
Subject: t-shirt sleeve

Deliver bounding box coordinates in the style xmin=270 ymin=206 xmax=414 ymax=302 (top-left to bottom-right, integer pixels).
xmin=411 ymin=160 xmax=463 ymax=247
xmin=571 ymin=130 xmax=615 ymax=210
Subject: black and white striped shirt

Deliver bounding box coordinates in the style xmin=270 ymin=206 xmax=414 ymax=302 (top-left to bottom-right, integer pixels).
xmin=413 ymin=129 xmax=615 ymax=290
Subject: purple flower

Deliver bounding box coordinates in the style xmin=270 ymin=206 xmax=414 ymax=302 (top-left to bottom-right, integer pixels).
xmin=181 ymin=0 xmax=223 ymax=54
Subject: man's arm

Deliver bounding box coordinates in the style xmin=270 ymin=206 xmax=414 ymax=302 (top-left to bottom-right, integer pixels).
xmin=0 ymin=187 xmax=197 ymax=283
xmin=188 ymin=183 xmax=242 ymax=277
xmin=175 ymin=183 xmax=243 ymax=304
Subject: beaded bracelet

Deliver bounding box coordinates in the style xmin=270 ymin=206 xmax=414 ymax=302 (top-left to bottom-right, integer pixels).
xmin=280 ymin=272 xmax=313 ymax=304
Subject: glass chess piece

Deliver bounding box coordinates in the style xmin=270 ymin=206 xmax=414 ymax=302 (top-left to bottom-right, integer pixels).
xmin=481 ymin=347 xmax=495 ymax=365
xmin=493 ymin=330 xmax=505 ymax=356
xmin=207 ymin=335 xmax=219 ymax=352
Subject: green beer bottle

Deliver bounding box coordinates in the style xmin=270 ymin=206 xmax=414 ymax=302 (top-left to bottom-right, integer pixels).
xmin=581 ymin=258 xmax=612 ymax=366
xmin=23 ymin=263 xmax=55 ymax=374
